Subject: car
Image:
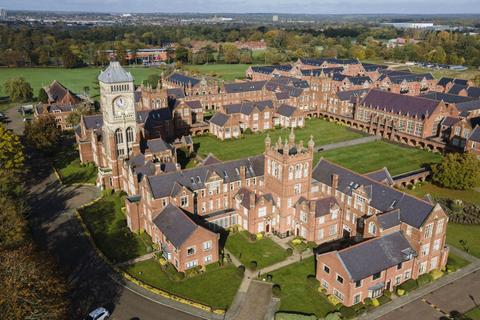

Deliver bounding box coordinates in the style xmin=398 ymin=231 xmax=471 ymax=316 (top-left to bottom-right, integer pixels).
xmin=84 ymin=307 xmax=110 ymax=320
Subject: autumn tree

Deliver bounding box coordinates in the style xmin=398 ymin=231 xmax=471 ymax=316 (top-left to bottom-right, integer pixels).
xmin=222 ymin=44 xmax=240 ymax=64
xmin=66 ymin=104 xmax=94 ymax=128
xmin=0 ymin=196 xmax=26 ymax=249
xmin=432 ymin=153 xmax=480 ymax=190
xmin=24 ymin=116 xmax=62 ymax=155
xmin=0 ymin=124 xmax=25 ymax=189
xmin=3 ymin=77 xmax=33 ymax=103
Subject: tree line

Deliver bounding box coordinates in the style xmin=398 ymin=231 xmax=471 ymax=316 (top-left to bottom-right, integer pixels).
xmin=1 ymin=23 xmax=480 ymax=67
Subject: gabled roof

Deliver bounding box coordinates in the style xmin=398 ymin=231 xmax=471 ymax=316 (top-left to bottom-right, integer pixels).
xmin=470 ymin=126 xmax=480 ymax=142
xmin=224 ymin=81 xmax=267 ymax=94
xmin=224 ymin=100 xmax=273 ymax=115
xmin=153 ymin=204 xmax=198 ymax=247
xmin=147 ymin=137 xmax=172 ymax=153
xmin=377 ymin=209 xmax=401 ymax=229
xmin=315 ymin=196 xmax=338 ymax=217
xmin=441 ymin=116 xmax=462 ymax=127
xmin=276 ymin=104 xmax=297 ymax=117
xmin=448 ymin=84 xmax=468 ymax=95
xmin=236 ymin=188 xmax=274 ymax=208
xmin=337 ymin=231 xmax=415 ymax=281
xmin=98 ymin=61 xmax=134 ymax=83
xmin=456 ymin=100 xmax=480 ymax=117
xmin=83 ymin=114 xmax=103 ymax=130
xmin=467 ymin=86 xmax=480 ymax=99
xmin=167 ymin=73 xmax=200 ymax=87
xmin=336 ymin=89 xmax=370 ymax=102
xmin=312 ymin=159 xmax=435 ymax=228
xmin=209 ymin=112 xmax=230 ymax=127
xmin=44 ymin=80 xmax=82 ymax=105
xmin=360 ymin=89 xmax=440 ymax=118
xmin=366 ymin=167 xmax=394 ymax=186
xmin=437 ymin=77 xmax=469 ymax=87
xmin=167 ymin=88 xmax=186 ymax=99
xmin=419 ymin=91 xmax=475 ymax=104
xmin=300 ymin=67 xmax=344 ymax=77
xmin=202 ymin=153 xmax=222 ymax=166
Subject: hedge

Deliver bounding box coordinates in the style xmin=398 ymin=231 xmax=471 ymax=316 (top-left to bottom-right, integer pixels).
xmin=397 ymin=279 xmax=418 ymax=294
xmin=275 ymin=313 xmax=318 ymax=320
xmin=417 ymin=273 xmax=433 ymax=287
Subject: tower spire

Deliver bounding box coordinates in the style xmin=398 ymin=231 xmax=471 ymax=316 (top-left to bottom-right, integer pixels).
xmin=289 ymin=126 xmax=295 ymax=144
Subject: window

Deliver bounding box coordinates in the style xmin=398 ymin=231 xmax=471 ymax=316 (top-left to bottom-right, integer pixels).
xmin=258 ymin=207 xmax=266 ymax=217
xmin=203 ymin=241 xmax=212 ymax=251
xmin=329 ymin=224 xmax=337 ymax=236
xmin=355 ymin=280 xmax=362 ymax=288
xmin=180 ymin=196 xmax=188 ymax=207
xmin=368 ymin=222 xmax=377 ymax=235
xmin=317 ymin=228 xmax=324 ymax=240
xmin=185 ymin=260 xmax=198 ymax=269
xmin=424 ymin=223 xmax=433 ymax=239
xmin=300 ymin=211 xmax=307 ymax=223
xmin=323 ymin=264 xmax=330 ymax=274
xmin=331 ymin=209 xmax=338 ymax=220
xmin=419 ymin=261 xmax=427 ymax=274
xmin=421 ymin=244 xmax=430 ymax=257
xmin=404 ymin=271 xmax=411 ymax=280
xmin=372 ymin=272 xmax=381 ymax=280
xmin=114 ymin=128 xmax=124 ymax=144
xmin=430 ymin=256 xmax=438 ymax=270
xmin=187 ymin=246 xmax=196 ymax=256
xmin=204 ymin=255 xmax=212 ymax=263
xmin=433 ymin=239 xmax=441 ymax=251
xmin=353 ymin=293 xmax=361 ymax=304
xmin=336 ymin=274 xmax=344 ymax=284
xmin=397 ymin=262 xmax=403 ymax=270
xmin=436 ymin=219 xmax=444 ymax=235
xmin=294 ymin=184 xmax=301 ymax=195
xmin=395 ymin=275 xmax=402 ymax=285
xmin=333 ymin=289 xmax=344 ymax=302
xmin=126 ymin=127 xmax=134 ymax=143
xmin=321 ymin=279 xmax=329 ymax=289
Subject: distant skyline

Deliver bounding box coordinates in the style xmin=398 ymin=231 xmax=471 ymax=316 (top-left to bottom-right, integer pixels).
xmin=1 ymin=0 xmax=480 ymax=14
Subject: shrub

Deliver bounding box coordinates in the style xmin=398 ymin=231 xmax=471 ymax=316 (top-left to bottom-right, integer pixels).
xmin=266 ymin=274 xmax=273 ymax=281
xmin=272 ymin=284 xmax=281 ymax=297
xmin=248 ymin=233 xmax=257 ymax=242
xmin=249 ymin=260 xmax=258 ymax=270
xmin=417 ymin=273 xmax=433 ymax=286
xmin=318 ymin=287 xmax=326 ymax=294
xmin=286 ymin=247 xmax=293 ymax=256
xmin=327 ymin=294 xmax=342 ymax=306
xmin=275 ymin=312 xmax=317 ymax=320
xmin=324 ymin=312 xmax=342 ymax=320
xmin=244 ymin=128 xmax=253 ymax=135
xmin=398 ymin=279 xmax=418 ymax=293
xmin=256 ymin=232 xmax=264 ymax=240
xmin=237 ymin=265 xmax=246 ymax=276
xmin=446 ymin=264 xmax=457 ymax=273
xmin=396 ymin=288 xmax=405 ymax=296
xmin=339 ymin=306 xmax=356 ymax=319
xmin=172 ymin=271 xmax=185 ymax=281
xmin=185 ymin=266 xmax=202 ymax=278
xmin=383 ymin=290 xmax=392 ymax=298
xmin=291 ymin=238 xmax=303 ymax=245
xmin=363 ymin=297 xmax=372 ymax=306
xmin=371 ymin=298 xmax=380 ymax=307
xmin=307 ymin=241 xmax=318 ymax=249
xmin=158 ymin=257 xmax=167 ymax=266
xmin=430 ymin=269 xmax=444 ymax=280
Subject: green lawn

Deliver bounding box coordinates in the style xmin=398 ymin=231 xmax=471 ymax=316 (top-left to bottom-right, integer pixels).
xmin=194 ymin=118 xmax=362 ymax=162
xmin=447 ymin=224 xmax=480 ymax=259
xmin=52 ymin=142 xmax=97 ymax=185
xmin=465 ymin=307 xmax=480 ymax=320
xmin=447 ymin=252 xmax=470 ymax=270
xmin=266 ymin=256 xmax=334 ymax=318
xmin=225 ymin=231 xmax=288 ymax=269
xmin=124 ymin=259 xmax=242 ymax=309
xmin=79 ymin=192 xmax=153 ymax=263
xmin=404 ymin=183 xmax=480 ymax=205
xmin=183 ymin=63 xmax=250 ymax=81
xmin=0 ymin=66 xmax=163 ymax=98
xmin=317 ymin=141 xmax=443 ymax=176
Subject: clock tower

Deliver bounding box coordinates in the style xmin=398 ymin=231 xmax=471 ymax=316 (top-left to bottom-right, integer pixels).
xmin=98 ymin=61 xmax=138 ymax=189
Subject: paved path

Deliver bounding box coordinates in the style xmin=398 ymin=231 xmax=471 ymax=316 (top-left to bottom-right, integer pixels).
xmin=227 ymin=281 xmax=273 ymax=320
xmin=116 ymin=251 xmax=161 ymax=267
xmin=360 ymin=247 xmax=480 ymax=320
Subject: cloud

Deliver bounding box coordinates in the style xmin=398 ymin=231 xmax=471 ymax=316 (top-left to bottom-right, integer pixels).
xmin=0 ymin=0 xmax=479 ymax=13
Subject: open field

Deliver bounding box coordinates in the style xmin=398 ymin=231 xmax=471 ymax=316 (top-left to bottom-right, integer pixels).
xmin=125 ymin=259 xmax=242 ymax=309
xmin=225 ymin=231 xmax=288 ymax=269
xmin=404 ymin=182 xmax=480 ymax=205
xmin=447 ymin=223 xmax=480 ymax=258
xmin=79 ymin=192 xmax=153 ymax=263
xmin=0 ymin=66 xmax=163 ymax=98
xmin=266 ymin=256 xmax=334 ymax=318
xmin=317 ymin=140 xmax=442 ymax=176
xmin=192 ymin=118 xmax=362 ymax=162
xmin=183 ymin=63 xmax=250 ymax=81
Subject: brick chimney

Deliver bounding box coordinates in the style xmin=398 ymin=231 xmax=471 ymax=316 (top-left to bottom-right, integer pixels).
xmin=332 ymin=174 xmax=339 ymax=190
xmin=249 ymin=192 xmax=256 ymax=209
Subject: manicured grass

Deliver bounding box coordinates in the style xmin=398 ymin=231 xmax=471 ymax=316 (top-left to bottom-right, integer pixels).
xmin=317 ymin=141 xmax=442 ymax=176
xmin=465 ymin=307 xmax=480 ymax=320
xmin=447 ymin=252 xmax=470 ymax=270
xmin=183 ymin=63 xmax=250 ymax=81
xmin=266 ymin=256 xmax=334 ymax=318
xmin=124 ymin=259 xmax=242 ymax=309
xmin=79 ymin=192 xmax=153 ymax=263
xmin=193 ymin=118 xmax=362 ymax=162
xmin=447 ymin=223 xmax=480 ymax=258
xmin=0 ymin=66 xmax=163 ymax=98
xmin=404 ymin=182 xmax=480 ymax=205
xmin=225 ymin=231 xmax=288 ymax=269
xmin=52 ymin=143 xmax=97 ymax=185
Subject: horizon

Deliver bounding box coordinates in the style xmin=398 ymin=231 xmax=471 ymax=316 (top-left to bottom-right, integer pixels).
xmin=1 ymin=0 xmax=480 ymax=15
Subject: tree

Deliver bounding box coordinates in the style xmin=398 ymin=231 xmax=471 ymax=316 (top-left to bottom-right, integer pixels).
xmin=0 ymin=124 xmax=24 ymax=190
xmin=115 ymin=42 xmax=128 ymax=65
xmin=66 ymin=104 xmax=94 ymax=128
xmin=0 ymin=196 xmax=26 ymax=249
xmin=61 ymin=49 xmax=83 ymax=68
xmin=24 ymin=116 xmax=62 ymax=155
xmin=3 ymin=77 xmax=33 ymax=103
xmin=0 ymin=244 xmax=68 ymax=319
xmin=223 ymin=44 xmax=240 ymax=64
xmin=142 ymin=74 xmax=161 ymax=89
xmin=174 ymin=46 xmax=189 ymax=63
xmin=37 ymin=88 xmax=48 ymax=103
xmin=432 ymin=153 xmax=480 ymax=190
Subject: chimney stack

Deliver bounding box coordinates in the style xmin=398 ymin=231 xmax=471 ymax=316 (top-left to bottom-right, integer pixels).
xmin=332 ymin=174 xmax=339 ymax=190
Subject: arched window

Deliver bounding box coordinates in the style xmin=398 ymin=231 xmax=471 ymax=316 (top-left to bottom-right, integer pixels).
xmin=126 ymin=127 xmax=134 ymax=143
xmin=115 ymin=128 xmax=123 ymax=144
xmin=303 ymin=163 xmax=308 ymax=177
xmin=295 ymin=164 xmax=301 ymax=179
xmin=368 ymin=222 xmax=376 ymax=235
xmin=288 ymin=166 xmax=293 ymax=180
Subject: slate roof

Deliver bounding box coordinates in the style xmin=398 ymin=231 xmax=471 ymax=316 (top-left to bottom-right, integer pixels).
xmin=224 ymin=100 xmax=273 ymax=115
xmin=336 ymin=89 xmax=370 ymax=102
xmin=467 ymin=87 xmax=480 ymax=99
xmin=153 ymin=204 xmax=198 ymax=247
xmin=237 ymin=188 xmax=274 ymax=208
xmin=276 ymin=104 xmax=297 ymax=117
xmin=300 ymin=67 xmax=344 ymax=77
xmin=147 ymin=137 xmax=172 ymax=153
xmin=448 ymin=84 xmax=468 ymax=95
xmin=337 ymin=231 xmax=415 ymax=281
xmin=224 ymin=81 xmax=267 ymax=93
xmin=167 ymin=73 xmax=200 ymax=87
xmin=420 ymin=91 xmax=475 ymax=104
xmin=362 ymin=63 xmax=388 ymax=72
xmin=385 ymin=73 xmax=434 ymax=84
xmin=83 ymin=114 xmax=103 ymax=130
xmin=315 ymin=196 xmax=338 ymax=217
xmin=167 ymin=88 xmax=186 ymax=99
xmin=312 ymin=159 xmax=435 ymax=228
xmin=441 ymin=116 xmax=461 ymax=127
xmin=147 ymin=155 xmax=264 ymax=199
xmin=377 ymin=209 xmax=401 ymax=229
xmin=202 ymin=154 xmax=222 ymax=166
xmin=209 ymin=112 xmax=230 ymax=127
xmin=456 ymin=100 xmax=480 ymax=117
xmin=137 ymin=109 xmax=172 ymax=124
xmin=45 ymin=80 xmax=82 ymax=105
xmin=437 ymin=77 xmax=469 ymax=87
xmin=300 ymin=58 xmax=359 ymax=66
xmin=360 ymin=89 xmax=440 ymax=118
xmin=98 ymin=61 xmax=134 ymax=83
xmin=366 ymin=167 xmax=394 ymax=186
xmin=470 ymin=126 xmax=480 ymax=142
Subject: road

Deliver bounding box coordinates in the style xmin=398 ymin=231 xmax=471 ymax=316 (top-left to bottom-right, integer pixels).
xmin=4 ymin=107 xmax=203 ymax=320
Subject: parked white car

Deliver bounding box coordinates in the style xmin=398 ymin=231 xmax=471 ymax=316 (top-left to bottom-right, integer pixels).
xmin=85 ymin=307 xmax=110 ymax=320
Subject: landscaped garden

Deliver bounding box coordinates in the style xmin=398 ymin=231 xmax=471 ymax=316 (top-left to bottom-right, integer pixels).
xmin=317 ymin=140 xmax=443 ymax=176
xmin=52 ymin=142 xmax=97 ymax=185
xmin=124 ymin=258 xmax=242 ymax=309
xmin=447 ymin=224 xmax=480 ymax=259
xmin=192 ymin=118 xmax=362 ymax=163
xmin=79 ymin=191 xmax=153 ymax=263
xmin=265 ymin=256 xmax=335 ymax=318
xmin=225 ymin=230 xmax=288 ymax=269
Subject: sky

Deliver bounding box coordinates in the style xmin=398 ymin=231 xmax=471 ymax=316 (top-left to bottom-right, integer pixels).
xmin=1 ymin=0 xmax=480 ymax=14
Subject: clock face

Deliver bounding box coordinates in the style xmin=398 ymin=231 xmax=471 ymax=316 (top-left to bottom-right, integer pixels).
xmin=114 ymin=97 xmax=127 ymax=109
